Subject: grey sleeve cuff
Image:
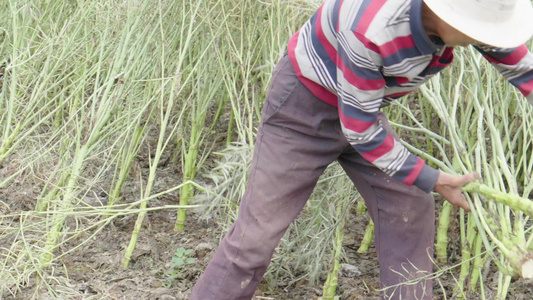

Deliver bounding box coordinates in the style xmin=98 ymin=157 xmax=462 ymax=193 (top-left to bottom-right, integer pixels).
xmin=413 ymin=164 xmax=440 ymax=194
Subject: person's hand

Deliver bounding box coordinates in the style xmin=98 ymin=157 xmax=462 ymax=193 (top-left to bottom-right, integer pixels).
xmin=434 ymin=172 xmax=480 ymax=212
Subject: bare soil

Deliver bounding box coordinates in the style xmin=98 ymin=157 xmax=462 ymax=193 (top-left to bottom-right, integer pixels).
xmin=1 ymin=159 xmax=533 ymax=300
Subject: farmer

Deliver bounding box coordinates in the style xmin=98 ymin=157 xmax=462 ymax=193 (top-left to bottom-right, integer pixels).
xmin=192 ymin=0 xmax=533 ymax=299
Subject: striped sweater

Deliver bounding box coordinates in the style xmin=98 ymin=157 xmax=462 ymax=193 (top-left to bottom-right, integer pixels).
xmin=288 ymin=0 xmax=533 ymax=193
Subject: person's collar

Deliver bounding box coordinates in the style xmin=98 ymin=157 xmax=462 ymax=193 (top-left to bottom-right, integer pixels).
xmin=410 ymin=0 xmax=443 ymax=54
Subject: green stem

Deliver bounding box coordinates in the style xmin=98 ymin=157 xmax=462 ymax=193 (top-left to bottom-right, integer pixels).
xmin=470 ymin=232 xmax=484 ymax=292
xmin=463 ymin=183 xmax=533 ymax=217
xmin=357 ymin=218 xmax=374 ymax=254
xmin=435 ymin=201 xmax=452 ymax=263
xmin=322 ymin=207 xmax=345 ymax=299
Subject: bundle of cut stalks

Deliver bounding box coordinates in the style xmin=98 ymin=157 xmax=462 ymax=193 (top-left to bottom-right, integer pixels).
xmin=387 ymin=46 xmax=533 ymax=298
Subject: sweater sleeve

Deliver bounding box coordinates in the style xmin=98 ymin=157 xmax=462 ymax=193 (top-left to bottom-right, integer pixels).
xmin=336 ymin=30 xmax=440 ymax=193
xmin=475 ymin=44 xmax=533 ymax=105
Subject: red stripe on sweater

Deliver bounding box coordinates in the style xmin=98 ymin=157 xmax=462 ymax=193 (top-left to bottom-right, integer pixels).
xmin=404 ymin=157 xmax=425 ymax=186
xmin=428 ymin=48 xmax=454 ymax=68
xmin=338 ymin=59 xmax=385 ymax=91
xmin=518 ymin=79 xmax=533 ymax=98
xmin=360 ymin=134 xmax=395 ymax=162
xmin=379 ymin=35 xmax=416 ymax=57
xmin=288 ymin=32 xmax=338 ymax=106
xmin=338 ymin=108 xmax=375 ymax=133
xmin=335 ymin=32 xmax=385 ymax=91
xmin=356 ymin=0 xmax=387 ymax=35
xmin=354 ymin=31 xmax=380 ymax=53
xmin=499 ymin=45 xmax=528 ymax=65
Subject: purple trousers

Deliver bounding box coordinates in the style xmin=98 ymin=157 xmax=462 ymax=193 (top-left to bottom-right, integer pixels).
xmin=191 ymin=55 xmax=435 ymax=300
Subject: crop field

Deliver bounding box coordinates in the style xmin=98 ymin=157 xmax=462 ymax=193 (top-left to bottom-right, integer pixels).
xmin=1 ymin=0 xmax=533 ymax=299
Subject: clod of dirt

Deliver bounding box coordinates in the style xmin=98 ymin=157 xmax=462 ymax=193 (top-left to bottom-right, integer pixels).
xmin=341 ymin=263 xmax=362 ymax=278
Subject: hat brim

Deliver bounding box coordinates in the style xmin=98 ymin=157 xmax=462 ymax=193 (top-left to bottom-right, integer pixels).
xmin=424 ymin=0 xmax=533 ymax=48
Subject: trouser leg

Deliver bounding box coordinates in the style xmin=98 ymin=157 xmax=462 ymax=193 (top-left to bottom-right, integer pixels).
xmin=337 ymin=115 xmax=435 ymax=300
xmin=191 ymin=55 xmax=346 ymax=300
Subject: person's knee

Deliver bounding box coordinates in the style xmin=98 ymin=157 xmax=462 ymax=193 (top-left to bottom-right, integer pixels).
xmin=221 ymin=220 xmax=280 ymax=264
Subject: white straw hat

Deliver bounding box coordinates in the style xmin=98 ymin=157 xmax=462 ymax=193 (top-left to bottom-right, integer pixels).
xmin=423 ymin=0 xmax=533 ymax=48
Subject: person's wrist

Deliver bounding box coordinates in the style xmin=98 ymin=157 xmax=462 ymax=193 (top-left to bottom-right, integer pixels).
xmin=433 ymin=172 xmax=447 ymax=192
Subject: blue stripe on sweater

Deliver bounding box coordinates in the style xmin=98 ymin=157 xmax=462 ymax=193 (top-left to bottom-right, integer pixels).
xmin=391 ymin=154 xmax=418 ymax=182
xmin=339 ymin=100 xmax=377 ymax=123
xmin=338 ymin=45 xmax=384 ymax=80
xmin=352 ymin=129 xmax=388 ymax=153
xmin=309 ymin=12 xmax=338 ymax=82
xmin=350 ymin=0 xmax=374 ymax=31
xmin=382 ymin=47 xmax=422 ymax=67
xmin=510 ymin=70 xmax=533 ymax=86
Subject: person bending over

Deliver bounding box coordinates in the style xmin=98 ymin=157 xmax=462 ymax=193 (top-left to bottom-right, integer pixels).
xmin=192 ymin=0 xmax=533 ymax=299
